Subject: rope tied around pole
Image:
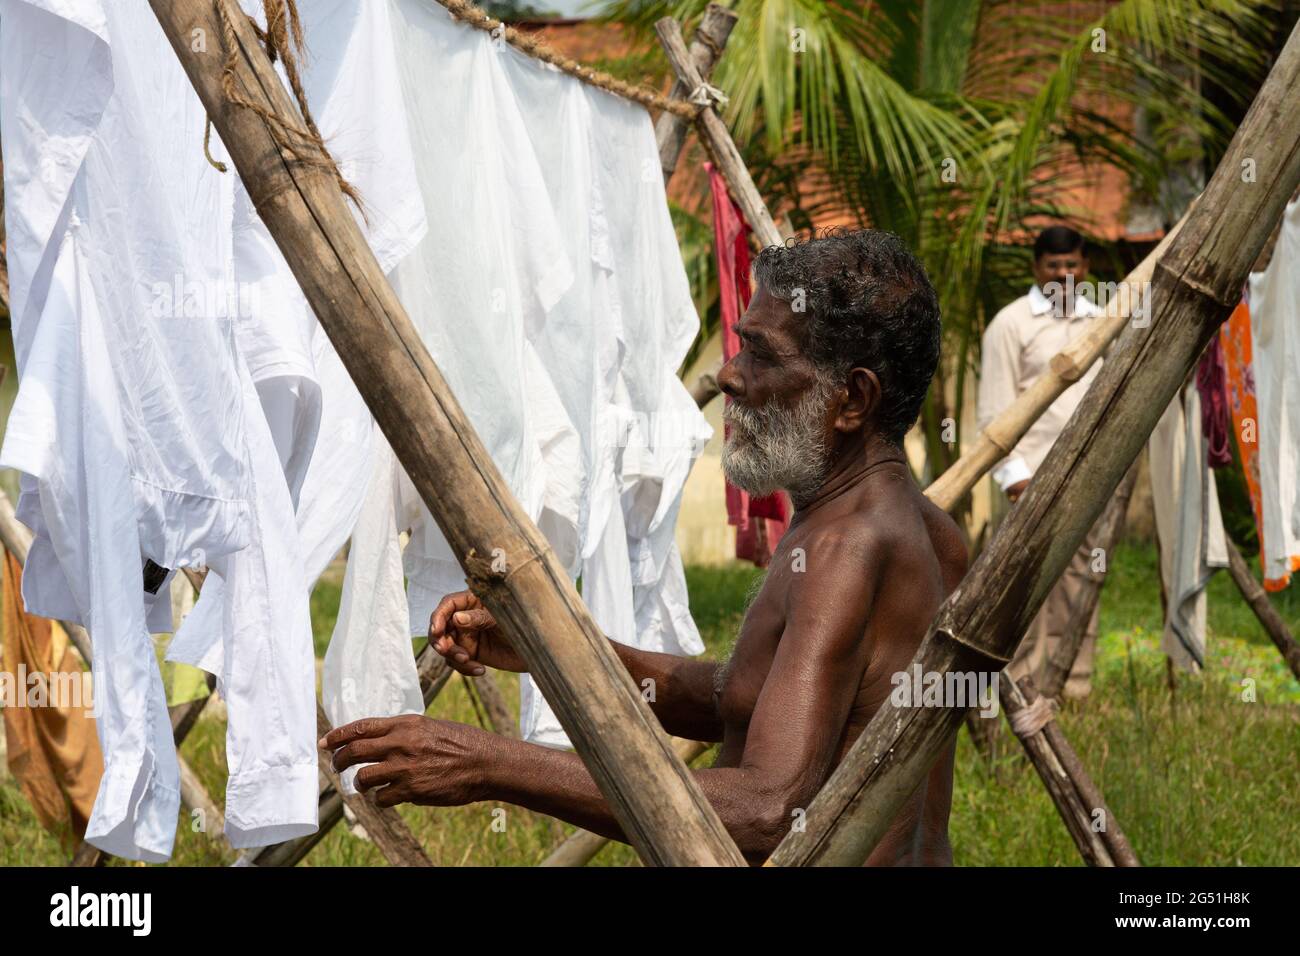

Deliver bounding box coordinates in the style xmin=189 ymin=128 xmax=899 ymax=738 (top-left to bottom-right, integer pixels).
xmin=688 ymin=82 xmax=729 ymax=109
xmin=206 ymin=0 xmax=365 ymax=218
xmin=437 ymin=0 xmax=698 ymax=119
xmin=1009 ymin=692 xmax=1059 ymax=738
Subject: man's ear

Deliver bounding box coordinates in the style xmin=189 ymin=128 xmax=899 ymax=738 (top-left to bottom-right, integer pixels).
xmin=835 ymin=367 xmax=881 ymax=434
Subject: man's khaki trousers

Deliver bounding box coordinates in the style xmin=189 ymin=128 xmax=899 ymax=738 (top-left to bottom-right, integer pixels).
xmin=992 ymin=491 xmax=1103 ymax=699
xmin=1006 ymin=534 xmax=1102 ymax=699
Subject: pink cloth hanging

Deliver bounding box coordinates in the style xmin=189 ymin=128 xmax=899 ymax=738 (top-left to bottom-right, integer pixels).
xmin=1196 ymin=335 xmax=1233 ymax=468
xmin=706 ymin=162 xmax=788 ymax=566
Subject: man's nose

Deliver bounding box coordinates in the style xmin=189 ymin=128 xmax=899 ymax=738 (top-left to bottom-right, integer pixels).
xmin=716 ymin=358 xmax=743 ymax=399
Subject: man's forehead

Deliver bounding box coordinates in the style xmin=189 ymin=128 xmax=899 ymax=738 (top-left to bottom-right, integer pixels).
xmin=737 ymin=285 xmax=802 ymax=342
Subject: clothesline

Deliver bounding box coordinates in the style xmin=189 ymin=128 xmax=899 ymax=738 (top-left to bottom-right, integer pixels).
xmin=434 ymin=0 xmax=700 ymax=119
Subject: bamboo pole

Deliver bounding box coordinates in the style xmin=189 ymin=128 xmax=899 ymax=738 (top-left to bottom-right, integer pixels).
xmin=1041 ymin=716 xmax=1140 ymax=867
xmin=656 ymin=3 xmax=738 ymax=182
xmin=465 ymin=671 xmax=518 ymax=739
xmin=149 ymin=0 xmax=744 ymax=867
xmin=539 ymin=738 xmax=710 ymax=867
xmin=1039 ymin=462 xmax=1141 ymax=699
xmin=767 ymin=23 xmax=1300 ymax=866
xmin=659 ymin=7 xmax=735 ymax=411
xmin=999 ymin=678 xmax=1114 ymax=866
xmin=655 ymin=18 xmax=783 ymax=250
xmin=1223 ymin=538 xmax=1300 ymax=681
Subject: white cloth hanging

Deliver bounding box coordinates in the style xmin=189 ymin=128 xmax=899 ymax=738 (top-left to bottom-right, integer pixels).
xmin=514 ymin=78 xmax=712 ymax=746
xmin=0 ymin=0 xmax=257 ymax=861
xmin=1246 ymin=196 xmax=1300 ymax=586
xmin=320 ymin=439 xmax=425 ymax=796
xmin=1 ymin=0 xmax=425 ymax=858
xmin=1148 ymin=383 xmax=1228 ymax=671
xmin=316 ymin=0 xmax=710 ymax=753
xmin=172 ymin=0 xmax=427 ymax=834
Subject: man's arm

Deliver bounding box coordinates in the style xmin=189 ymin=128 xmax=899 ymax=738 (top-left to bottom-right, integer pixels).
xmin=430 ymin=588 xmax=725 ymax=742
xmin=477 ymin=533 xmax=881 ymax=862
xmin=606 ymin=641 xmax=724 ymax=742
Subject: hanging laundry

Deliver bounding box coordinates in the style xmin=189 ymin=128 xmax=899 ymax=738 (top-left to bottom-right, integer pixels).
xmin=1220 ymin=298 xmax=1279 ymax=588
xmin=1148 ymin=383 xmax=1229 ymax=671
xmin=1195 ymin=336 xmax=1233 ymax=469
xmin=171 ymin=0 xmax=427 ymax=838
xmin=0 ymin=0 xmax=256 ymax=861
xmin=1245 ymin=195 xmax=1300 ymax=590
xmin=1 ymin=0 xmax=424 ymax=859
xmin=706 ymin=162 xmax=789 ymax=566
xmin=320 ymin=439 xmax=424 ymax=796
xmin=525 ymin=79 xmax=711 ymax=748
xmin=318 ymin=0 xmax=711 ymax=751
xmin=2 ymin=551 xmax=103 ymax=846
xmin=321 ymin=0 xmax=580 ymax=750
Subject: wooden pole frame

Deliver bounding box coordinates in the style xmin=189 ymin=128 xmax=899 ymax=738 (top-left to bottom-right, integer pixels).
xmin=655 ymin=3 xmax=738 ymax=183
xmin=1223 ymin=537 xmax=1300 ymax=681
xmin=655 ymin=18 xmax=783 ymax=249
xmin=149 ymin=0 xmax=744 ymax=867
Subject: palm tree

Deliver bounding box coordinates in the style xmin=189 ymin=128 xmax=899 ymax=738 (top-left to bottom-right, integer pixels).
xmin=601 ymin=0 xmax=1277 ymax=511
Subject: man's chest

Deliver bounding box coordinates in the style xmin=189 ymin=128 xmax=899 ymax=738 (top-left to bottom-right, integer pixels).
xmin=1017 ymin=314 xmax=1093 ymax=386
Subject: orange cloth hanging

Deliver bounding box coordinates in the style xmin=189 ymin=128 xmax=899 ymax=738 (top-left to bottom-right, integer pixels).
xmin=1221 ymin=300 xmax=1294 ymax=591
xmin=2 ymin=551 xmax=104 ymax=845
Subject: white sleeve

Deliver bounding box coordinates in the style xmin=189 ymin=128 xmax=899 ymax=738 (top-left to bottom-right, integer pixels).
xmin=978 ymin=311 xmax=1031 ymax=489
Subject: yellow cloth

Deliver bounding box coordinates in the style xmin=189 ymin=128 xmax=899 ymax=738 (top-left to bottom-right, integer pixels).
xmin=1 ymin=551 xmax=104 ymax=845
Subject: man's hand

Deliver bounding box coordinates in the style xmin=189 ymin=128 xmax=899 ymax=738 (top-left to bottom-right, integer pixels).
xmin=429 ymin=590 xmax=526 ymax=675
xmin=1005 ymin=479 xmax=1030 ymax=503
xmin=319 ymin=715 xmax=493 ymax=808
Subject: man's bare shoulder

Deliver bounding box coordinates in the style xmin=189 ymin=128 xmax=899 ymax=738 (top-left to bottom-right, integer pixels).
xmin=783 ymin=479 xmax=965 ymax=588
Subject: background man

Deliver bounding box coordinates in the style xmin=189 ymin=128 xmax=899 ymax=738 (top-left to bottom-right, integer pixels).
xmin=977 ymin=225 xmax=1104 ymax=699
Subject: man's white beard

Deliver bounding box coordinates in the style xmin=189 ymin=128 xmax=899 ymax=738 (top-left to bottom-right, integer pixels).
xmin=721 ymin=376 xmax=835 ymax=509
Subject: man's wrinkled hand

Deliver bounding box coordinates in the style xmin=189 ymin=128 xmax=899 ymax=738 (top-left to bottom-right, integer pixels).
xmin=429 ymin=589 xmax=527 ymax=675
xmin=319 ymin=715 xmax=494 ymax=808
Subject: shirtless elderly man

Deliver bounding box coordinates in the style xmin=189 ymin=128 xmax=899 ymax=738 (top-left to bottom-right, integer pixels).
xmin=321 ymin=228 xmax=966 ymax=866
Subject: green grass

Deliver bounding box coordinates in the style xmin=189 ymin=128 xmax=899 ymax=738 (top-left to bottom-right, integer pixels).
xmin=2 ymin=541 xmax=1297 ymax=866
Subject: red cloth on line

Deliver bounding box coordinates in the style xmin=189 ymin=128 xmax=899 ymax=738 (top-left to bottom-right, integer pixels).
xmin=706 ymin=161 xmax=789 ymax=566
xmin=1196 ymin=334 xmax=1233 ymax=468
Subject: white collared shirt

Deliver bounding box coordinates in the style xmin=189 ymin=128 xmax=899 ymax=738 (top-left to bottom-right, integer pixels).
xmin=977 ymin=285 xmax=1105 ymax=490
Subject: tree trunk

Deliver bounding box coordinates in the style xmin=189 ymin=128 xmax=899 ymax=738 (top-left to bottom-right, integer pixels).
xmin=767 ymin=23 xmax=1300 ymax=866
xmin=148 ymin=0 xmax=745 ymax=868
